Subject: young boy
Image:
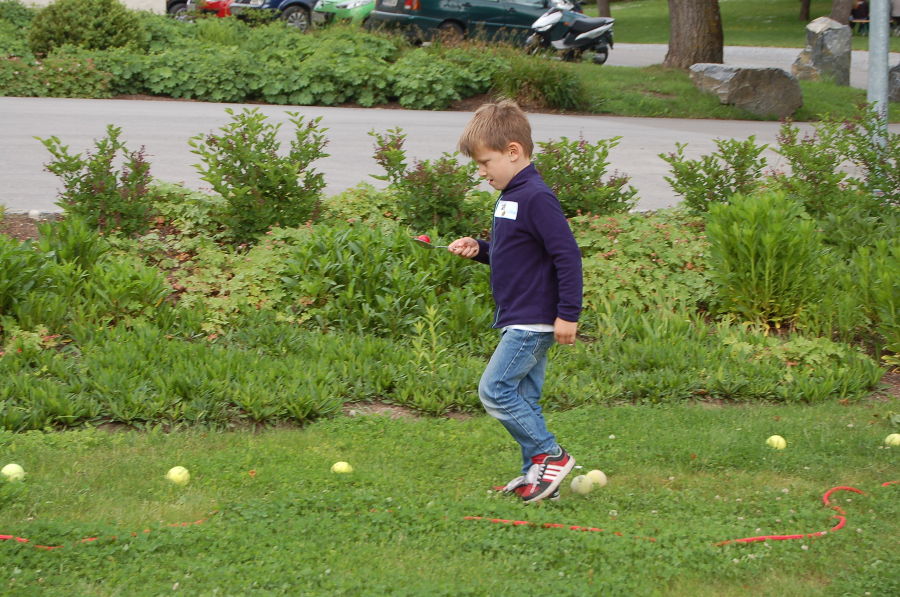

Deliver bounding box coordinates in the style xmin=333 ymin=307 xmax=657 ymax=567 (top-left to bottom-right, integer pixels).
xmin=448 ymin=100 xmax=582 ymax=503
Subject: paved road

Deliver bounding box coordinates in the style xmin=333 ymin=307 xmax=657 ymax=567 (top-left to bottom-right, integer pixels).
xmin=0 ymin=97 xmax=800 ymax=214
xmin=2 ymin=43 xmax=898 ymax=214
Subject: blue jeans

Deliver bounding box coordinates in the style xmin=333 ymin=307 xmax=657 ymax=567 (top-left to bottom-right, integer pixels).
xmin=478 ymin=328 xmax=559 ymax=474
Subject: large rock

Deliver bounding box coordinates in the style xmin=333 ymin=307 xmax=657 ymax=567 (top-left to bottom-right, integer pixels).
xmin=689 ymin=64 xmax=803 ymax=118
xmin=792 ymin=16 xmax=852 ymax=86
xmin=891 ymin=63 xmax=900 ymax=103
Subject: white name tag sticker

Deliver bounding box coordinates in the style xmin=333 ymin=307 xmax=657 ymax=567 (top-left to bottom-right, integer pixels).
xmin=494 ymin=200 xmax=518 ymax=220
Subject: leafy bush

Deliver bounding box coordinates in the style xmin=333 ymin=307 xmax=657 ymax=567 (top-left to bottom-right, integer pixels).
xmin=0 ymin=55 xmax=111 ymax=98
xmin=389 ymin=49 xmax=492 ymax=110
xmin=189 ymin=108 xmax=328 ymax=245
xmin=533 ymin=135 xmax=638 ymax=216
xmin=49 ymin=44 xmax=146 ymax=95
xmin=259 ymin=52 xmax=392 ymax=106
xmin=705 ymin=191 xmax=824 ymax=329
xmin=570 ymin=208 xmax=713 ymax=315
xmin=371 ymin=127 xmax=490 ymax=237
xmin=27 ymin=0 xmax=142 ymax=56
xmin=278 ymin=223 xmax=492 ymax=340
xmin=660 ymin=136 xmax=768 ymax=214
xmin=0 ymin=0 xmax=34 ymax=29
xmin=142 ymin=44 xmax=259 ymax=102
xmin=0 ymin=1 xmax=34 ymax=61
xmin=0 ymin=235 xmax=47 ymax=317
xmin=490 ymin=53 xmax=589 ymax=111
xmin=38 ymin=125 xmax=154 ymax=235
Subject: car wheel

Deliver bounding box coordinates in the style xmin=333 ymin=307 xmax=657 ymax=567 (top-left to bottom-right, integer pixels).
xmin=592 ymin=49 xmax=609 ymax=65
xmin=167 ymin=2 xmax=190 ymax=20
xmin=436 ymin=21 xmax=464 ymax=43
xmin=282 ymin=6 xmax=311 ymax=32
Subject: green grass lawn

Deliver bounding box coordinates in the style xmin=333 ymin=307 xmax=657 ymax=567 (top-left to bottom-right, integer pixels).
xmin=572 ymin=63 xmax=900 ymax=121
xmin=603 ymin=0 xmax=900 ymax=51
xmin=2 ymin=402 xmax=898 ymax=595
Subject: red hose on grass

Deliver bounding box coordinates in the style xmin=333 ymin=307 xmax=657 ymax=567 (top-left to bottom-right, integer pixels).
xmin=2 ymin=482 xmax=896 ymax=550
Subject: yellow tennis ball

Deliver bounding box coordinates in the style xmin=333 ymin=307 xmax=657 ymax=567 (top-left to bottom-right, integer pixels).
xmin=885 ymin=433 xmax=900 ymax=447
xmin=586 ymin=469 xmax=608 ymax=488
xmin=165 ymin=466 xmax=190 ymax=486
xmin=331 ymin=461 xmax=353 ymax=474
xmin=1 ymin=463 xmax=25 ymax=482
xmin=766 ymin=435 xmax=787 ymax=450
xmin=570 ymin=474 xmax=593 ymax=495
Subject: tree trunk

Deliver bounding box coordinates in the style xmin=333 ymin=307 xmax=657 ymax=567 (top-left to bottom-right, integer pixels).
xmin=663 ymin=0 xmax=723 ymax=69
xmin=831 ymin=0 xmax=853 ymax=24
xmin=596 ymin=0 xmax=611 ymax=18
xmin=799 ymin=0 xmax=811 ymax=20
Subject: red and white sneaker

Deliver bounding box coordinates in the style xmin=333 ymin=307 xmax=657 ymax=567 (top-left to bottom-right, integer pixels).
xmin=517 ymin=449 xmax=575 ymax=504
xmin=495 ymin=476 xmax=560 ymax=501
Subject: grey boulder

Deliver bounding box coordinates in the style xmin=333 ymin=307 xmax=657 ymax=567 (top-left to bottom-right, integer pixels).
xmin=689 ymin=64 xmax=803 ymax=118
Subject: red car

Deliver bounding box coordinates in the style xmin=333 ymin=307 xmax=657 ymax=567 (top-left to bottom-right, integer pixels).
xmin=167 ymin=1 xmax=233 ymax=19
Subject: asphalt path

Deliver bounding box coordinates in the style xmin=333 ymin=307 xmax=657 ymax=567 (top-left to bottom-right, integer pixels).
xmin=2 ymin=44 xmax=898 ymax=214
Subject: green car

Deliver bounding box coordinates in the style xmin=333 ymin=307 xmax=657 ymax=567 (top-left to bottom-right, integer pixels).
xmin=312 ymin=0 xmax=375 ymax=26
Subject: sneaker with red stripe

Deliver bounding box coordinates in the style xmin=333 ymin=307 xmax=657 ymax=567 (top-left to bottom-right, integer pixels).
xmin=518 ymin=448 xmax=575 ymax=503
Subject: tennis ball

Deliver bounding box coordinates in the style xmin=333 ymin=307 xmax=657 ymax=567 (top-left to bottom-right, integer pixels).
xmin=766 ymin=435 xmax=787 ymax=450
xmin=331 ymin=461 xmax=353 ymax=474
xmin=570 ymin=475 xmax=593 ymax=495
xmin=885 ymin=433 xmax=900 ymax=447
xmin=416 ymin=235 xmax=431 ymax=243
xmin=1 ymin=463 xmax=25 ymax=482
xmin=165 ymin=466 xmax=190 ymax=486
xmin=586 ymin=469 xmax=608 ymax=487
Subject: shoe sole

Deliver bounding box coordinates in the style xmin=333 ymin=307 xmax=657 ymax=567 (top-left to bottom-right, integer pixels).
xmin=522 ymin=457 xmax=576 ymax=504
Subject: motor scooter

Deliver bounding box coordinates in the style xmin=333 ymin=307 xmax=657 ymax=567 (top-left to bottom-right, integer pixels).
xmin=526 ymin=0 xmax=614 ymax=65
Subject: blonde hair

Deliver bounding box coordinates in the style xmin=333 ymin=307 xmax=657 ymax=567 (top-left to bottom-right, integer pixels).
xmin=458 ymin=99 xmax=534 ymax=158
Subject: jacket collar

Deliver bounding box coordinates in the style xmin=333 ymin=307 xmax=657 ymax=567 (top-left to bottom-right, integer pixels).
xmin=502 ymin=162 xmax=537 ymax=195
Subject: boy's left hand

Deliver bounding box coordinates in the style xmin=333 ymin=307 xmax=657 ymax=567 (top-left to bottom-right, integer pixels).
xmin=554 ymin=318 xmax=577 ymax=345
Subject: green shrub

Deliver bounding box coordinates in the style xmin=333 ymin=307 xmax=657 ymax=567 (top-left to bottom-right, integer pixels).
xmin=27 ymin=0 xmax=142 ymax=56
xmin=490 ymin=53 xmax=589 ymax=111
xmin=0 ymin=0 xmax=32 ymax=60
xmin=570 ymin=208 xmax=713 ymax=315
xmin=0 ymin=55 xmax=111 ymax=98
xmin=660 ymin=136 xmax=768 ymax=214
xmin=370 ymin=127 xmax=489 ymax=237
xmin=0 ymin=235 xmax=47 ymax=318
xmin=142 ymin=44 xmax=258 ymax=102
xmin=38 ymin=125 xmax=154 ymax=235
xmin=0 ymin=0 xmax=34 ymax=29
xmin=278 ymin=223 xmax=491 ymax=342
xmin=189 ymin=108 xmax=328 ymax=245
xmin=49 ymin=44 xmax=146 ymax=95
xmin=389 ymin=49 xmax=490 ymax=110
xmin=259 ymin=52 xmax=391 ymax=106
xmin=533 ymin=135 xmax=638 ymax=216
xmin=705 ymin=191 xmax=824 ymax=329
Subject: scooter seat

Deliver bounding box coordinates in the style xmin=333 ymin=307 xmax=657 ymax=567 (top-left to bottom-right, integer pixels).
xmin=570 ymin=16 xmax=613 ymax=35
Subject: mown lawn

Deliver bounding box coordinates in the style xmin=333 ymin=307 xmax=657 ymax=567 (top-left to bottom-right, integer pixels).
xmin=604 ymin=0 xmax=900 ymax=51
xmin=2 ymin=401 xmax=898 ymax=595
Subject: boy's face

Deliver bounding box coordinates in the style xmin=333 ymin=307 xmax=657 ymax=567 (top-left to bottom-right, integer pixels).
xmin=471 ymin=143 xmax=528 ymax=191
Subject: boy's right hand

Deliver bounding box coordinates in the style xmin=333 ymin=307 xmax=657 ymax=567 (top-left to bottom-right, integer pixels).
xmin=448 ymin=237 xmax=479 ymax=259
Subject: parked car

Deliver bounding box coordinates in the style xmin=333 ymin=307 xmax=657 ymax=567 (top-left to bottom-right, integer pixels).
xmin=229 ymin=0 xmax=319 ymax=31
xmin=313 ymin=0 xmax=375 ymax=27
xmin=166 ymin=1 xmax=233 ymax=19
xmin=167 ymin=0 xmax=318 ymax=32
xmin=366 ymin=0 xmax=557 ymax=43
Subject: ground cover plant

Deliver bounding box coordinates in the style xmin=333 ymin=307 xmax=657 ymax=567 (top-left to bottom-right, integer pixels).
xmin=1 ymin=0 xmax=898 ymax=121
xmin=1 ymin=403 xmax=898 ymax=594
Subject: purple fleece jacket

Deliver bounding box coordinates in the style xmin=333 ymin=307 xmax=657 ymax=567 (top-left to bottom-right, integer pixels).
xmin=473 ymin=163 xmax=583 ymax=328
